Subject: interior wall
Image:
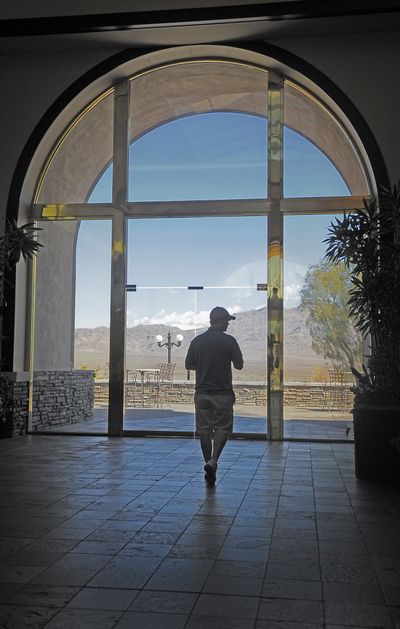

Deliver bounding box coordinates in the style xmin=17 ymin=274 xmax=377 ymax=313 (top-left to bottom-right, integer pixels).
xmin=0 ymin=49 xmax=113 ymax=222
xmin=0 ymin=49 xmax=112 ymax=369
xmin=274 ymin=30 xmax=400 ymax=185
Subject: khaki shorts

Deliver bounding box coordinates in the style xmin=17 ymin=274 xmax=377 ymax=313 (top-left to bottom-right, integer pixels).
xmin=194 ymin=392 xmax=235 ymax=433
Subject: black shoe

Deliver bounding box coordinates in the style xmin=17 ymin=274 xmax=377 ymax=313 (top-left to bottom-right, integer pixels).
xmin=204 ymin=460 xmax=217 ymax=485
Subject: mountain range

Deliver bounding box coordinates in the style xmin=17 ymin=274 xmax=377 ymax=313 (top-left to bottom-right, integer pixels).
xmin=75 ymin=306 xmax=315 ymax=361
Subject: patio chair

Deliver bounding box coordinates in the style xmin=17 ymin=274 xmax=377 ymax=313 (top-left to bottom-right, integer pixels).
xmin=151 ymin=363 xmax=176 ymax=406
xmin=125 ymin=369 xmax=145 ymax=407
xmin=326 ymin=368 xmax=353 ymax=411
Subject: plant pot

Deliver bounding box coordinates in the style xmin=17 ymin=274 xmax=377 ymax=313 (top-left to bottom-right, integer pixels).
xmin=353 ymin=406 xmax=400 ymax=483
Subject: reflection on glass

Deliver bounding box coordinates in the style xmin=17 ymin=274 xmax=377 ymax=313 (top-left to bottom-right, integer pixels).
xmin=284 ymin=81 xmax=369 ymax=197
xmin=36 ymin=90 xmax=114 ymax=204
xmin=268 ymin=286 xmax=283 ymax=372
xmin=283 ymin=215 xmax=362 ymax=440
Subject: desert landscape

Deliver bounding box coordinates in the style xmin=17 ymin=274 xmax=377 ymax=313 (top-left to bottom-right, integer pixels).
xmin=74 ymin=306 xmax=329 ymax=383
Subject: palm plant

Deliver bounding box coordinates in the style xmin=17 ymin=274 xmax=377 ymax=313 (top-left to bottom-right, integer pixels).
xmin=0 ymin=219 xmax=42 ymax=273
xmin=0 ymin=219 xmax=42 ymax=430
xmin=324 ymin=183 xmax=400 ymax=406
xmin=0 ymin=218 xmax=42 ymax=347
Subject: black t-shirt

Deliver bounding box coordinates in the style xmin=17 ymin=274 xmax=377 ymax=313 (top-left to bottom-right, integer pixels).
xmin=185 ymin=327 xmax=243 ymax=394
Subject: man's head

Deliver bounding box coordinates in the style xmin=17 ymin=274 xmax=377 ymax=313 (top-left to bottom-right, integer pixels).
xmin=209 ymin=306 xmax=236 ymax=331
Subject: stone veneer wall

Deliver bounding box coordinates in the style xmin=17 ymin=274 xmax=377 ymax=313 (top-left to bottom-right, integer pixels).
xmin=94 ymin=381 xmax=353 ymax=411
xmin=11 ymin=381 xmax=29 ymax=436
xmin=32 ymin=370 xmax=94 ymax=430
xmin=0 ymin=379 xmax=29 ymax=437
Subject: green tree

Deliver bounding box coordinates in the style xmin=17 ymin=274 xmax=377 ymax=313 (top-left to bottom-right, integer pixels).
xmin=300 ymin=260 xmax=362 ymax=369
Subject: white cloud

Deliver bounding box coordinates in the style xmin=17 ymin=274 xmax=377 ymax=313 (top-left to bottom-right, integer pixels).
xmin=284 ymin=282 xmax=302 ymax=307
xmin=127 ymin=308 xmax=210 ymax=330
xmin=127 ymin=304 xmax=243 ymax=330
xmin=284 ymin=261 xmax=307 ymax=308
xmin=227 ymin=304 xmax=243 ymax=316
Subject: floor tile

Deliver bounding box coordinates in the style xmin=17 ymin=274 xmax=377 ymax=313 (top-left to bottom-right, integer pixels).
xmin=0 ymin=565 xmax=46 ymax=583
xmin=129 ymin=590 xmax=197 ymax=614
xmin=324 ymin=602 xmax=393 ymax=627
xmin=7 ymin=584 xmax=80 ymax=608
xmin=113 ymin=611 xmax=188 ymax=628
xmin=67 ymin=587 xmax=138 ymax=610
xmin=0 ymin=604 xmax=58 ymax=628
xmin=187 ymin=616 xmax=255 ymax=629
xmin=322 ymin=582 xmax=385 ymax=604
xmin=43 ymin=608 xmax=122 ymax=628
xmin=320 ymin=551 xmax=378 ymax=584
xmin=262 ymin=578 xmax=322 ymax=600
xmin=258 ymin=597 xmax=324 ymax=623
xmin=256 ymin=619 xmax=322 ymax=628
xmin=192 ymin=593 xmax=260 ymax=619
xmin=202 ymin=574 xmax=263 ymax=596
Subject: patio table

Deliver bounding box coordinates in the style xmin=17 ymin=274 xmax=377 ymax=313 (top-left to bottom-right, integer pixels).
xmin=135 ymin=368 xmax=160 ymax=406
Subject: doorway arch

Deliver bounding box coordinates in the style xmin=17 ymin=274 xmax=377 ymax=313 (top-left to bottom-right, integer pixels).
xmin=16 ymin=45 xmax=375 ymax=439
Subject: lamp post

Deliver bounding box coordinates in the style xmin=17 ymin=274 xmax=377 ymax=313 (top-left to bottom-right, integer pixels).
xmin=156 ymin=332 xmax=184 ymax=364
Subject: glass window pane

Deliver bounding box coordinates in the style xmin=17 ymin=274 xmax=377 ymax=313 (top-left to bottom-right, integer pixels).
xmin=283 ymin=214 xmax=362 ymax=440
xmin=36 ymin=90 xmax=114 ymax=204
xmin=284 ymin=81 xmax=370 ymax=198
xmin=33 ymin=220 xmax=112 ymax=434
xmin=129 ymin=62 xmax=268 ymax=201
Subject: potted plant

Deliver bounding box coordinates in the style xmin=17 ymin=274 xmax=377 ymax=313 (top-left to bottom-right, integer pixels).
xmin=324 ymin=183 xmax=400 ymax=482
xmin=0 ymin=219 xmax=42 ymax=436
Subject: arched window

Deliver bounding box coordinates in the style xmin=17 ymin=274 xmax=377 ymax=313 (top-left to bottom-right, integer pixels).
xmin=30 ymin=49 xmax=372 ymax=440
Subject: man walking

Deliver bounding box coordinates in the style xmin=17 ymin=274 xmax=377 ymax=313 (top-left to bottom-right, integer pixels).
xmin=185 ymin=306 xmax=244 ymax=485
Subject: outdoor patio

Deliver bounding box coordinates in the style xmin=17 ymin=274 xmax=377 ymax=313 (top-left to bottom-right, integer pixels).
xmin=42 ymin=406 xmax=354 ymax=441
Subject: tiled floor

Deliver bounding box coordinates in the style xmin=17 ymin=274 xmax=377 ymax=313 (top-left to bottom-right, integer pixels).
xmin=0 ymin=435 xmax=399 ymax=628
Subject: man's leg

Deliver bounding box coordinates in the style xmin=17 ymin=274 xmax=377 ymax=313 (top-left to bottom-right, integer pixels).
xmin=211 ymin=429 xmax=229 ymax=462
xmin=194 ymin=393 xmax=215 ymax=483
xmin=211 ymin=394 xmax=234 ymax=463
xmin=199 ymin=429 xmax=212 ymax=463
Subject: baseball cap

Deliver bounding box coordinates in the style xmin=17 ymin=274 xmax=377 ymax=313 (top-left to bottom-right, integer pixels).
xmin=210 ymin=306 xmax=236 ymax=322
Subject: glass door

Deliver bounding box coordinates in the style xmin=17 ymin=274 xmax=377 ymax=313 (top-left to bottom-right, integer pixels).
xmin=123 ymin=215 xmax=268 ymax=435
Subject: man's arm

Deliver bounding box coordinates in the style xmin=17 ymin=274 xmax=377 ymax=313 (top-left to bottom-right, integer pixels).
xmin=232 ymin=340 xmax=244 ymax=371
xmin=185 ymin=343 xmax=196 ymax=371
xmin=234 ymin=357 xmax=244 ymax=370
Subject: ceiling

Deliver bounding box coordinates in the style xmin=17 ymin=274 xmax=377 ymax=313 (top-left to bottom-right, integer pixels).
xmin=1 ymin=1 xmax=400 ymax=53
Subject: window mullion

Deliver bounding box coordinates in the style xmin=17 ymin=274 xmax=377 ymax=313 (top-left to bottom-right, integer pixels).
xmin=267 ymin=71 xmax=284 ymax=441
xmin=109 ymin=81 xmax=130 ymax=435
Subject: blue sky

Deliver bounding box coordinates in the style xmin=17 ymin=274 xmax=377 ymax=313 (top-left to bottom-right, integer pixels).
xmin=75 ymin=112 xmax=349 ymax=329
